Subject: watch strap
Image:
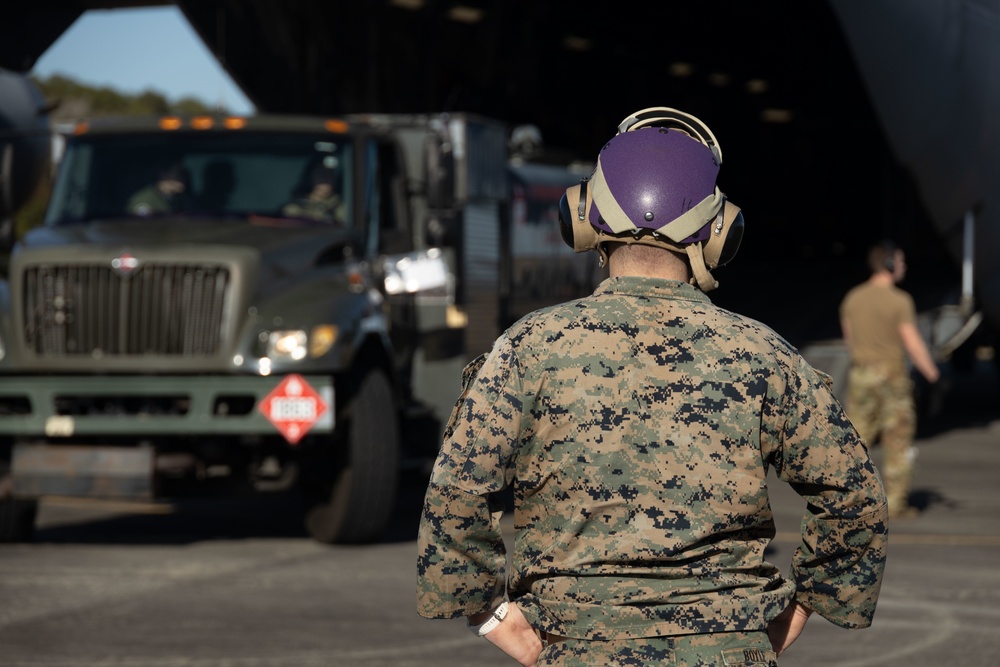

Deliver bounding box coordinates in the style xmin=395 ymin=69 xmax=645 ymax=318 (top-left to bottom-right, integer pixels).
xmin=467 ymin=601 xmax=510 ymax=637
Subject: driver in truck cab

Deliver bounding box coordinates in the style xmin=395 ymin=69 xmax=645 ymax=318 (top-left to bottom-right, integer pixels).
xmin=126 ymin=159 xmax=194 ymax=216
xmin=282 ymin=162 xmax=346 ymax=224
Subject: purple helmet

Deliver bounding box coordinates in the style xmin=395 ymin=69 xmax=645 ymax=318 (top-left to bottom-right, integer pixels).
xmin=588 ymin=127 xmax=722 ymax=244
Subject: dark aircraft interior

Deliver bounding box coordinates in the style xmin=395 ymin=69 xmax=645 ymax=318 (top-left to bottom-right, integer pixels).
xmin=0 ymin=0 xmax=994 ymax=357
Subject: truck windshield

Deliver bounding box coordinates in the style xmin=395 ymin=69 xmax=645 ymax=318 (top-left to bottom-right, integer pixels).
xmin=44 ymin=132 xmax=353 ymax=227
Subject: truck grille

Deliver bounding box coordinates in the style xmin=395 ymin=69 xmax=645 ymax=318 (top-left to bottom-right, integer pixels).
xmin=22 ymin=264 xmax=230 ymax=356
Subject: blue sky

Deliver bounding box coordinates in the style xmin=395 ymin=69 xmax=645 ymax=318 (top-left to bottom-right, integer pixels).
xmin=31 ymin=6 xmax=255 ymax=115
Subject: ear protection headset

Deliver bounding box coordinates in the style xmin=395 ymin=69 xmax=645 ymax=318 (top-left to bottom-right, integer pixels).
xmin=868 ymin=239 xmax=898 ymax=273
xmin=882 ymin=239 xmax=897 ymax=272
xmin=558 ymin=107 xmax=744 ymax=291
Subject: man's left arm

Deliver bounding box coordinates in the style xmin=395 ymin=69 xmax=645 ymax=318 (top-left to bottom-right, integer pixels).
xmin=469 ymin=603 xmax=543 ymax=666
xmin=767 ymin=353 xmax=889 ymax=629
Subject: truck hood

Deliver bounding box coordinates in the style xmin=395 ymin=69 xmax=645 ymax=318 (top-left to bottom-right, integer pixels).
xmin=17 ymin=217 xmax=356 ymax=279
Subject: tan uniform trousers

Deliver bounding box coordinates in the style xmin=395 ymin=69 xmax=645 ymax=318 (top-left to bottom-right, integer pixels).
xmin=846 ymin=363 xmax=916 ymax=513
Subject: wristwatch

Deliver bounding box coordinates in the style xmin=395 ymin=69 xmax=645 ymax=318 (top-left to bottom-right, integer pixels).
xmin=467 ymin=601 xmax=510 ymax=637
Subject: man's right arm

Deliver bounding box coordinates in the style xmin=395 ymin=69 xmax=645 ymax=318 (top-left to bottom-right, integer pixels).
xmin=767 ymin=600 xmax=813 ymax=657
xmin=899 ymin=321 xmax=940 ymax=383
xmin=416 ymin=335 xmax=523 ymax=620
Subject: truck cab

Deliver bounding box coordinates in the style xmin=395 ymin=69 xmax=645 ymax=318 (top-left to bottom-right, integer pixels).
xmin=0 ymin=112 xmax=512 ymax=544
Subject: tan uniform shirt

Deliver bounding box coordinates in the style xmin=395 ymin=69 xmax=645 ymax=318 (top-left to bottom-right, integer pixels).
xmin=840 ymin=282 xmax=917 ymax=369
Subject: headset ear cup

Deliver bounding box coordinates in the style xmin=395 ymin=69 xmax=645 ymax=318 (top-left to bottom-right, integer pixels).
xmin=701 ymin=200 xmax=744 ymax=269
xmin=558 ymin=190 xmax=577 ymax=250
xmin=559 ymin=181 xmax=600 ymax=253
xmin=883 ymin=241 xmax=896 ymax=272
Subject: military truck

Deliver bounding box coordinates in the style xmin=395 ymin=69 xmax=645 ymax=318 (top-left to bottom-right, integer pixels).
xmin=0 ymin=112 xmax=592 ymax=544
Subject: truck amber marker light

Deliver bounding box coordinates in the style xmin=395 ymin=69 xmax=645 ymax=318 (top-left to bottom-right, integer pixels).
xmin=191 ymin=116 xmax=214 ymax=130
xmin=159 ymin=116 xmax=182 ymax=130
xmin=324 ymin=119 xmax=348 ymax=133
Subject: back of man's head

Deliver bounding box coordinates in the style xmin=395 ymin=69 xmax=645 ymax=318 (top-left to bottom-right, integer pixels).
xmin=867 ymin=240 xmax=899 ymax=275
xmin=558 ymin=107 xmax=744 ymax=291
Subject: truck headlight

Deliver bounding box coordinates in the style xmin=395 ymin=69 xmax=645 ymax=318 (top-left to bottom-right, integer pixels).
xmin=268 ymin=330 xmax=308 ymax=361
xmin=309 ymin=325 xmax=338 ymax=358
xmin=266 ymin=325 xmax=338 ymax=362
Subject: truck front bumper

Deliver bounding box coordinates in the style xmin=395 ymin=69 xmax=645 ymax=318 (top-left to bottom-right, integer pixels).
xmin=0 ymin=374 xmax=334 ymax=438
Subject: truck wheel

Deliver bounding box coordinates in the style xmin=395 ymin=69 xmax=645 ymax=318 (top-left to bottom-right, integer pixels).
xmin=0 ymin=498 xmax=38 ymax=543
xmin=303 ymin=369 xmax=400 ymax=544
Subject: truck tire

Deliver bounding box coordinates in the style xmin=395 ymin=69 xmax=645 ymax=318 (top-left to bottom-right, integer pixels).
xmin=0 ymin=498 xmax=38 ymax=543
xmin=303 ymin=368 xmax=400 ymax=544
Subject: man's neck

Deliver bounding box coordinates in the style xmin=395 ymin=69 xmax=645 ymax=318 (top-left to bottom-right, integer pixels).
xmin=607 ymin=245 xmax=690 ymax=282
xmin=868 ymin=271 xmax=895 ymax=287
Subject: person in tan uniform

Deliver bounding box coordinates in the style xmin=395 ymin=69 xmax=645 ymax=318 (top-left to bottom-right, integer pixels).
xmin=840 ymin=240 xmax=940 ymax=519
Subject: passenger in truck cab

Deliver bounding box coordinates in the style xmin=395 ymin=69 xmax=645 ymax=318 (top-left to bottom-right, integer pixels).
xmin=282 ymin=162 xmax=346 ymax=225
xmin=126 ymin=160 xmax=194 ymax=216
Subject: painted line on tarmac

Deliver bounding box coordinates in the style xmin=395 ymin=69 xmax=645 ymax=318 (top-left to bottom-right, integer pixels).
xmin=4 ymin=637 xmax=479 ymax=666
xmin=821 ymin=596 xmax=959 ymax=667
xmin=39 ymin=495 xmax=175 ymax=514
xmin=774 ymin=531 xmax=1000 ymax=547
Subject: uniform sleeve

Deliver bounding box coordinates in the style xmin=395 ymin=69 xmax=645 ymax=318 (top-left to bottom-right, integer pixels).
xmin=838 ymin=291 xmax=850 ymax=322
xmin=416 ymin=334 xmax=524 ymax=619
xmin=898 ymin=291 xmax=918 ymax=326
xmin=763 ymin=351 xmax=888 ymax=628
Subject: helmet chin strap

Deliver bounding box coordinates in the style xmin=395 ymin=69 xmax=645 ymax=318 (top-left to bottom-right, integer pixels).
xmin=597 ymin=243 xmax=609 ymax=269
xmin=685 ymin=242 xmax=720 ymax=292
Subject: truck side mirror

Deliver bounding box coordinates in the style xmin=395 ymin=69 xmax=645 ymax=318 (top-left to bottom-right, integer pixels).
xmin=1 ymin=143 xmax=13 ymax=226
xmin=382 ymin=249 xmax=449 ymax=296
xmin=424 ymin=212 xmax=460 ymax=249
xmin=0 ymin=144 xmax=14 ymax=256
xmin=0 ymin=217 xmax=13 ymax=256
xmin=424 ymin=132 xmax=455 ymax=212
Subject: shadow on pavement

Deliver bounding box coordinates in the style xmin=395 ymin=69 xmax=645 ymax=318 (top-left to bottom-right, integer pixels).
xmin=28 ymin=466 xmax=434 ymax=546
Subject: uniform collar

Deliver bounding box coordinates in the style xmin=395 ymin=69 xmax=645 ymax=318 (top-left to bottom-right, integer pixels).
xmin=593 ymin=275 xmax=712 ymax=304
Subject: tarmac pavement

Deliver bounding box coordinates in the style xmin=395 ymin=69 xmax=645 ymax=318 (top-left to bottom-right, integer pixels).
xmin=0 ymin=360 xmax=998 ymax=666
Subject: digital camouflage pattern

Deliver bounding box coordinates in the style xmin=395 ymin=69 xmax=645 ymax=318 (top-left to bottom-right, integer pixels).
xmin=126 ymin=185 xmax=193 ymax=216
xmin=536 ymin=630 xmax=776 ymax=666
xmin=846 ymin=363 xmax=916 ymax=514
xmin=282 ymin=194 xmax=345 ymax=224
xmin=417 ymin=276 xmax=888 ymax=642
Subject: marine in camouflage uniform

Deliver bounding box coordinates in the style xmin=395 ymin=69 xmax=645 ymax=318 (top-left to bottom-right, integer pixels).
xmin=282 ymin=162 xmax=346 ymax=224
xmin=281 ymin=193 xmax=344 ymax=223
xmin=126 ymin=162 xmax=193 ymax=216
xmin=840 ymin=241 xmax=939 ymax=518
xmin=418 ymin=277 xmax=887 ymax=665
xmin=417 ymin=109 xmax=888 ymax=666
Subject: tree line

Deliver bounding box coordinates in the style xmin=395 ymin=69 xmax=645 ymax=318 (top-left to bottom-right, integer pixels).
xmin=31 ymin=73 xmax=220 ymax=121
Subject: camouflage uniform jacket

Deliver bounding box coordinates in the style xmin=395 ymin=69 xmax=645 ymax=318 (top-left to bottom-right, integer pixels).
xmin=417 ymin=276 xmax=888 ymax=640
